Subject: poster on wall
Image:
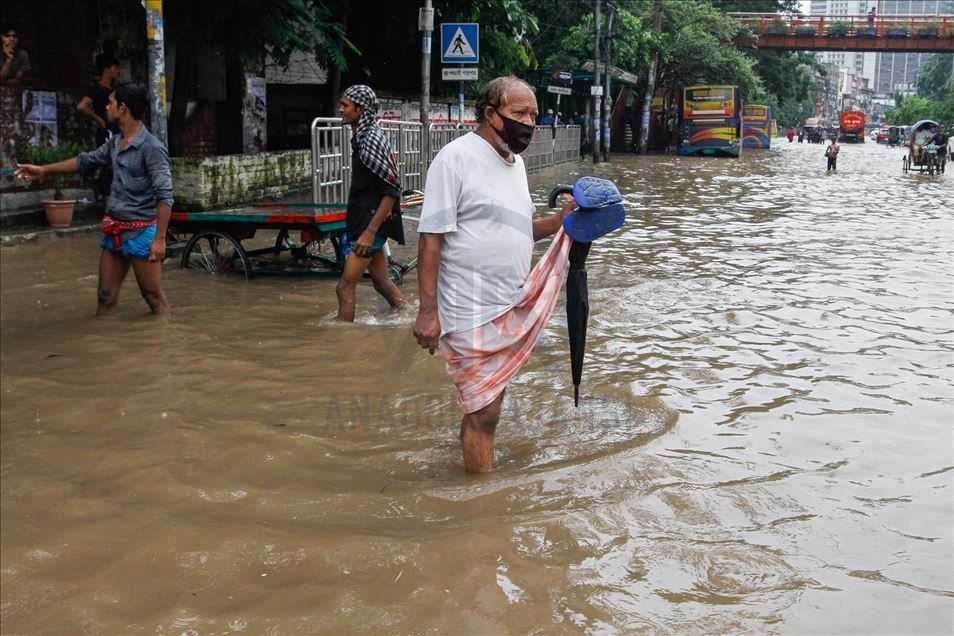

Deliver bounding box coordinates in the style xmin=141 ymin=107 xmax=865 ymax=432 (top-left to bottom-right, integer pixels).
xmin=22 ymin=90 xmax=58 ymax=148
xmin=244 ymin=75 xmax=267 ymax=152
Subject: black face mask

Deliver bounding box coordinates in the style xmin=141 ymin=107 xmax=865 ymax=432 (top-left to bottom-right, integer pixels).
xmin=492 ymin=109 xmax=535 ymax=154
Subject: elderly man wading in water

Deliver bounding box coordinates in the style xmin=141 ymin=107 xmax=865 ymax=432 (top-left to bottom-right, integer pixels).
xmin=413 ymin=76 xmax=577 ymax=473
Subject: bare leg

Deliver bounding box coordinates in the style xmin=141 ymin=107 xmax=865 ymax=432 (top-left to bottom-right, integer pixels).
xmin=459 ymin=389 xmax=505 ymax=473
xmin=130 ymin=257 xmax=171 ymax=315
xmin=96 ymin=248 xmax=131 ymax=316
xmin=336 ymin=251 xmax=371 ymax=322
xmin=367 ymin=250 xmax=407 ymax=309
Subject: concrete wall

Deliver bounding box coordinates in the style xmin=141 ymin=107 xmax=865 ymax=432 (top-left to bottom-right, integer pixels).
xmin=171 ymin=149 xmax=310 ymax=210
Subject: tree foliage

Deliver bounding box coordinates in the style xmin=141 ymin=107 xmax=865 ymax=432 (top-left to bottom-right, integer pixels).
xmin=886 ymin=54 xmax=954 ymax=125
xmin=915 ymin=54 xmax=953 ymax=102
xmin=655 ymin=0 xmax=762 ymax=100
xmin=164 ymin=0 xmax=355 ymax=68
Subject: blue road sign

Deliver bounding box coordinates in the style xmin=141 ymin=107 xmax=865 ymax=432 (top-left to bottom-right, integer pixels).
xmin=441 ymin=23 xmax=479 ymax=64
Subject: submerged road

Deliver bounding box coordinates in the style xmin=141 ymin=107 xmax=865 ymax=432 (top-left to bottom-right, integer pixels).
xmin=1 ymin=139 xmax=952 ymax=633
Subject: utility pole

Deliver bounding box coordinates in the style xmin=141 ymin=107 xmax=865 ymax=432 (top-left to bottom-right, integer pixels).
xmin=419 ymin=1 xmax=434 ymax=163
xmin=145 ymin=0 xmax=168 ymax=146
xmin=592 ymin=0 xmax=602 ymax=164
xmin=638 ymin=0 xmax=662 ymax=155
xmin=603 ymin=3 xmax=616 ymax=162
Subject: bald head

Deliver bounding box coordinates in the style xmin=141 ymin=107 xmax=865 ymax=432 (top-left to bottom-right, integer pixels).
xmin=475 ymin=76 xmax=535 ymax=123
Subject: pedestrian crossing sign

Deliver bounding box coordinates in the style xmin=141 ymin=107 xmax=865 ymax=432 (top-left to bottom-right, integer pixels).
xmin=441 ymin=23 xmax=479 ymax=64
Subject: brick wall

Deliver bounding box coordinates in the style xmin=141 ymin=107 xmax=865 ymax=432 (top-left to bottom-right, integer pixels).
xmin=171 ymin=150 xmax=310 ymax=210
xmin=180 ymin=101 xmax=218 ymax=157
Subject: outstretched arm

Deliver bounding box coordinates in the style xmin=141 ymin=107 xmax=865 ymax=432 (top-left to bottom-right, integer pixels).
xmin=14 ymin=157 xmax=79 ymax=181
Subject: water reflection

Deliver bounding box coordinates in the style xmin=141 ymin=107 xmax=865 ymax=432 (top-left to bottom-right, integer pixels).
xmin=1 ymin=140 xmax=952 ymax=633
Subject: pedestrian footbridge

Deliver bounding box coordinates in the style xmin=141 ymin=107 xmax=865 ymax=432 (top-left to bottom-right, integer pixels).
xmin=730 ymin=13 xmax=954 ymax=53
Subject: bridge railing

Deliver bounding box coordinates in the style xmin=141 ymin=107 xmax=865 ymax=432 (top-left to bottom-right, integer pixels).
xmin=729 ymin=13 xmax=954 ymax=38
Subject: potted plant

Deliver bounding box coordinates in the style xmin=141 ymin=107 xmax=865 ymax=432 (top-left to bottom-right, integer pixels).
xmin=856 ymin=23 xmax=878 ymax=37
xmin=827 ymin=20 xmax=850 ymax=38
xmin=20 ymin=143 xmax=89 ymax=228
xmin=887 ymin=22 xmax=909 ymax=37
xmin=917 ymin=22 xmax=940 ymax=37
xmin=765 ymin=19 xmax=788 ymax=35
xmin=795 ymin=24 xmax=817 ymax=37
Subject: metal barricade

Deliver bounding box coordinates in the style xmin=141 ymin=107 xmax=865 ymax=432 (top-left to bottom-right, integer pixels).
xmin=428 ymin=123 xmax=477 ymax=164
xmin=379 ymin=119 xmax=424 ymax=193
xmin=522 ymin=126 xmax=554 ymax=172
xmin=310 ymin=117 xmax=352 ymax=204
xmin=311 ymin=118 xmax=583 ymax=203
xmin=311 ymin=118 xmax=425 ymax=202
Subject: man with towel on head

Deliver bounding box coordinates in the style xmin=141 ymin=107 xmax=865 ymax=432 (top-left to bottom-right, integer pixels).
xmin=335 ymin=84 xmax=408 ymax=321
xmin=413 ymin=76 xmax=577 ymax=473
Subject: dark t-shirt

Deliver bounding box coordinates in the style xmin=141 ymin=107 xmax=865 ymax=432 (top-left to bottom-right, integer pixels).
xmin=83 ymin=82 xmax=120 ymax=145
xmin=346 ymin=141 xmax=405 ymax=244
xmin=934 ymin=132 xmax=949 ymax=150
xmin=1 ymin=49 xmax=30 ymax=81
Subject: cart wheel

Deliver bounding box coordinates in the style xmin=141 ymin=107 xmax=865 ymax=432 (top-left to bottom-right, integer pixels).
xmin=387 ymin=264 xmax=403 ymax=286
xmin=181 ymin=231 xmax=252 ymax=279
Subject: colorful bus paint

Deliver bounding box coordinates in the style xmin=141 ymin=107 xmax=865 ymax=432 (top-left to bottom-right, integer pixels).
xmin=742 ymin=104 xmax=773 ymax=149
xmin=679 ymin=85 xmax=741 ymax=157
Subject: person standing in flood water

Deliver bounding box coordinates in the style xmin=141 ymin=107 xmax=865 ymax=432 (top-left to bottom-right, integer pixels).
xmin=825 ymin=137 xmax=840 ymax=171
xmin=334 ymin=84 xmax=408 ymax=321
xmin=15 ymin=83 xmax=173 ymax=316
xmin=413 ymin=76 xmax=576 ymax=473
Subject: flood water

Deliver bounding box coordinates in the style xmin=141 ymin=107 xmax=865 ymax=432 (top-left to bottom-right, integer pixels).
xmin=2 ymin=139 xmax=952 ymax=634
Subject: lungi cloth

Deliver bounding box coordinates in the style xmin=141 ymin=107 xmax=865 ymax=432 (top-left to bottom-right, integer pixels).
xmin=440 ymin=228 xmax=573 ymax=413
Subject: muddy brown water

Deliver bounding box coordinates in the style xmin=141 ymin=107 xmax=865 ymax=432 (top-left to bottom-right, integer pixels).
xmin=2 ymin=140 xmax=952 ymax=634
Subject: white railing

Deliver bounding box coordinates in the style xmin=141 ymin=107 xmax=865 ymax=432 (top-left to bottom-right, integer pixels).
xmin=310 ymin=119 xmax=582 ymax=203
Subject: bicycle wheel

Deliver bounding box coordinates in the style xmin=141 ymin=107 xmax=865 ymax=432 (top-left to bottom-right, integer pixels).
xmin=181 ymin=231 xmax=252 ymax=279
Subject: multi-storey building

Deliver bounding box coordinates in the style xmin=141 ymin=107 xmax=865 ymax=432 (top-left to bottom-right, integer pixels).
xmin=873 ymin=0 xmax=954 ymax=95
xmin=810 ymin=0 xmax=954 ymax=95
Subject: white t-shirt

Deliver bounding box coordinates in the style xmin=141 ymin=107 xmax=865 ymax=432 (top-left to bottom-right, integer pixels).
xmin=418 ymin=132 xmax=534 ymax=335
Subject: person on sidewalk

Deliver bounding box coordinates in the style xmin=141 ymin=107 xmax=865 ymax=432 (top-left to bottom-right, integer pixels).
xmin=825 ymin=137 xmax=840 ymax=171
xmin=76 ymin=53 xmax=121 ymax=206
xmin=412 ymin=75 xmax=577 ymax=474
xmin=334 ymin=84 xmax=408 ymax=321
xmin=15 ymin=83 xmax=173 ymax=316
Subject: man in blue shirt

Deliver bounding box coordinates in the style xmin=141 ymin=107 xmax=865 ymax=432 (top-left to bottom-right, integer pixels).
xmin=15 ymin=84 xmax=173 ymax=316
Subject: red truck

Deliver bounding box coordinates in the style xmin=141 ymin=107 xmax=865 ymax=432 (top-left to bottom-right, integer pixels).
xmin=839 ymin=111 xmax=866 ymax=143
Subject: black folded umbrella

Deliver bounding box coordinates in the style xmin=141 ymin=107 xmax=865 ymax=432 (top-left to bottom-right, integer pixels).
xmin=549 ymin=184 xmax=592 ymax=407
xmin=566 ymin=240 xmax=591 ymax=406
xmin=549 ymin=180 xmax=624 ymax=407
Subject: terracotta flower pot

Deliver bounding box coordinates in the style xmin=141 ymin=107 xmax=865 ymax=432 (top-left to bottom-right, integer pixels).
xmin=42 ymin=199 xmax=76 ymax=229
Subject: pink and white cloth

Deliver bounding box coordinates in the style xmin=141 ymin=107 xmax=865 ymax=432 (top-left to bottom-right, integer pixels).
xmin=439 ymin=228 xmax=573 ymax=413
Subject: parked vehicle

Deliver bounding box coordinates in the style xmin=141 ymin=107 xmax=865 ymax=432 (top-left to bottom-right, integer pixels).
xmin=742 ymin=104 xmax=773 ymax=149
xmin=886 ymin=125 xmax=902 ymax=146
xmin=679 ymin=85 xmax=742 ymax=157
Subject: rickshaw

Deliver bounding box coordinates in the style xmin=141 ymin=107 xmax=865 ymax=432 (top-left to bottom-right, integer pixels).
xmin=903 ymin=120 xmax=940 ymax=175
xmin=886 ymin=125 xmax=901 ymax=146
